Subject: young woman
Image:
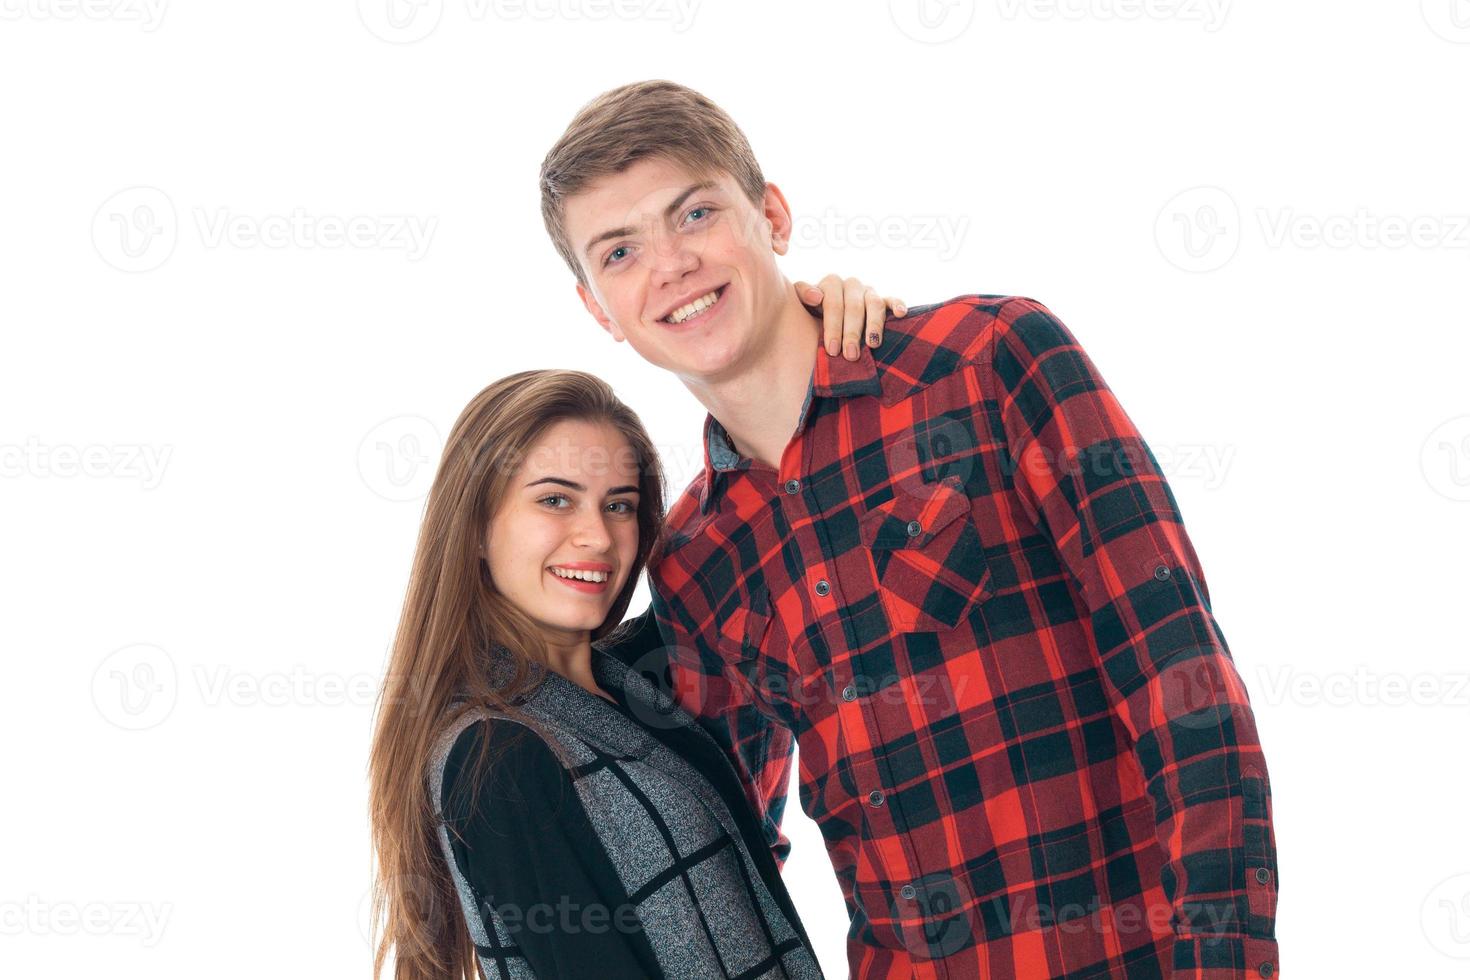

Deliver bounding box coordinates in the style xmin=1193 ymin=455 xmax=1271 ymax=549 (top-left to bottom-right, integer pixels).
xmin=368 ymin=281 xmax=902 ymax=980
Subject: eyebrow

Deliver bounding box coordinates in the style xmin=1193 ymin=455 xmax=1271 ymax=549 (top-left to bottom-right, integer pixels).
xmin=581 ymin=181 xmax=718 ymax=261
xmin=526 ymin=476 xmax=641 ymax=496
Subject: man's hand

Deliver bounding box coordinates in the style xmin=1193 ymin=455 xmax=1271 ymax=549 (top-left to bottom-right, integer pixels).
xmin=794 ymin=274 xmax=907 ymax=361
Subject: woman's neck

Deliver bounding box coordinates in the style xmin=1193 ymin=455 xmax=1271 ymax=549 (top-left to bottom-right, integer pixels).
xmin=538 ymin=634 xmax=617 ymax=703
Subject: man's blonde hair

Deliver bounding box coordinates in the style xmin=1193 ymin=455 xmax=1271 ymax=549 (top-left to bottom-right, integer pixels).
xmin=539 ymin=79 xmax=767 ymax=286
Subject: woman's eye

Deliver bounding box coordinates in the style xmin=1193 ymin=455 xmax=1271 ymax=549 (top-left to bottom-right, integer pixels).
xmin=607 ymin=499 xmax=635 ymax=514
xmin=538 ymin=494 xmax=570 ymax=509
xmin=604 ymin=245 xmax=630 ymax=267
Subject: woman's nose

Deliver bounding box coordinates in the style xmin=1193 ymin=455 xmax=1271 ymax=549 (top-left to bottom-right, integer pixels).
xmin=570 ymin=510 xmax=613 ymax=550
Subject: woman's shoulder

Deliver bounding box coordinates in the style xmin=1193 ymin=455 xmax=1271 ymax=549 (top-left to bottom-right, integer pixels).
xmin=440 ymin=713 xmax=577 ymax=824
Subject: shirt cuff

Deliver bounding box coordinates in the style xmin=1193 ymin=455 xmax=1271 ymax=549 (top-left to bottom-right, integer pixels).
xmin=1173 ymin=934 xmax=1279 ymax=978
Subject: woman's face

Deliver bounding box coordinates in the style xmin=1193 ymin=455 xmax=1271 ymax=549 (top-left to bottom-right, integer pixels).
xmin=482 ymin=418 xmax=642 ymax=648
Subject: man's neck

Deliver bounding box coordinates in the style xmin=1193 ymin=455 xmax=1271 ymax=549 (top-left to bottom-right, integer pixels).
xmin=684 ymin=293 xmax=820 ymax=472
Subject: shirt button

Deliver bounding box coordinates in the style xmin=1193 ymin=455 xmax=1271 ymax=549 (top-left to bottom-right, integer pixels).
xmin=1255 ymin=867 xmax=1271 ymax=885
xmin=867 ymin=789 xmax=885 ymax=807
xmin=906 ymin=520 xmax=923 ymax=537
xmin=815 ymin=579 xmax=830 ymax=597
xmin=1153 ymin=564 xmax=1171 ymax=581
xmin=841 ymin=684 xmax=858 ymax=702
xmin=784 ymin=479 xmax=800 ymax=495
xmin=1258 ymin=963 xmax=1274 ymax=979
xmin=899 ymin=884 xmax=916 ymax=900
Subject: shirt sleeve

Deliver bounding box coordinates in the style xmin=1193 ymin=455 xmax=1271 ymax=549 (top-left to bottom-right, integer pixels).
xmin=648 ymin=577 xmax=796 ymax=870
xmin=980 ymin=297 xmax=1280 ymax=979
xmin=442 ymin=720 xmax=663 ymax=979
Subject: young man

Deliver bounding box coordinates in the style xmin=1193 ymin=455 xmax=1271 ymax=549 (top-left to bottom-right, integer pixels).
xmin=542 ymin=80 xmax=1279 ymax=980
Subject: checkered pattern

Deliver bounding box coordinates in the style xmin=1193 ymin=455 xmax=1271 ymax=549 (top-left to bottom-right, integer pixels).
xmin=648 ymin=295 xmax=1279 ymax=979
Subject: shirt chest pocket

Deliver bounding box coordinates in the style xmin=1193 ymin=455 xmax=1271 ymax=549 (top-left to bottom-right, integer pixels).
xmin=859 ymin=475 xmax=994 ymax=633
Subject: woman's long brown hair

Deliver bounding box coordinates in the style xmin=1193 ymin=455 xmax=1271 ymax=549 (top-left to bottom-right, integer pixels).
xmin=367 ymin=369 xmax=665 ymax=979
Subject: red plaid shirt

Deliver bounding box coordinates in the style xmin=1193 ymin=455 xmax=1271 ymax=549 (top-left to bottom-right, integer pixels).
xmin=648 ymin=295 xmax=1279 ymax=979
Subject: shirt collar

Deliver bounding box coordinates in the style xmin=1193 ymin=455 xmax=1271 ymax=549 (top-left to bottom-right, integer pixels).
xmin=698 ymin=342 xmax=884 ymax=515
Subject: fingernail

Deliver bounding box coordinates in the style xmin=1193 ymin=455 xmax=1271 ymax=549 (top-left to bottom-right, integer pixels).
xmin=868 ymin=332 xmax=880 ymax=346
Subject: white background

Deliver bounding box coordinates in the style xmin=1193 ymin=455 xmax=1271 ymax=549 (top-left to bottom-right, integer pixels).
xmin=2 ymin=1 xmax=1468 ymax=977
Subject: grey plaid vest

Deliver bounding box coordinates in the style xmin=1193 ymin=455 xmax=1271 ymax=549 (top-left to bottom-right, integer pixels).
xmin=427 ymin=646 xmax=825 ymax=979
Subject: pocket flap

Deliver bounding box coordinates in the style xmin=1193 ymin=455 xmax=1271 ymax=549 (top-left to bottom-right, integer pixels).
xmin=860 ymin=476 xmax=970 ymax=550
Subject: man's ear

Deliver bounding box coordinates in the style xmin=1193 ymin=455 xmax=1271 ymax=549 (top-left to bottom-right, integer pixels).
xmin=577 ymin=281 xmax=626 ymax=342
xmin=762 ymin=181 xmax=795 ymax=256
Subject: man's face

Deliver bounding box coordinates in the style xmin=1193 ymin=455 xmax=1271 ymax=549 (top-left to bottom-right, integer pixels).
xmin=565 ymin=156 xmax=795 ymax=384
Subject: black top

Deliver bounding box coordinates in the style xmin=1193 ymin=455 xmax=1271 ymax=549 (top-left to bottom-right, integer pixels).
xmin=440 ymin=607 xmax=810 ymax=979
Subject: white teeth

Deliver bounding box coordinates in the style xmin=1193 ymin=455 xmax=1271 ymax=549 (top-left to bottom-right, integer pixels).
xmin=663 ymin=289 xmax=721 ymax=324
xmin=550 ymin=567 xmax=609 ymax=583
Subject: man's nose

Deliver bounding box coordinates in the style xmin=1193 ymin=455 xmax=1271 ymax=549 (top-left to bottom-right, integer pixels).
xmin=645 ymin=226 xmax=700 ymax=278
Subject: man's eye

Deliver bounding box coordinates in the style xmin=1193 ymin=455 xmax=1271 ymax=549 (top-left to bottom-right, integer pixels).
xmin=605 ymin=246 xmax=630 ymax=267
xmin=684 ymin=207 xmax=712 ymax=225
